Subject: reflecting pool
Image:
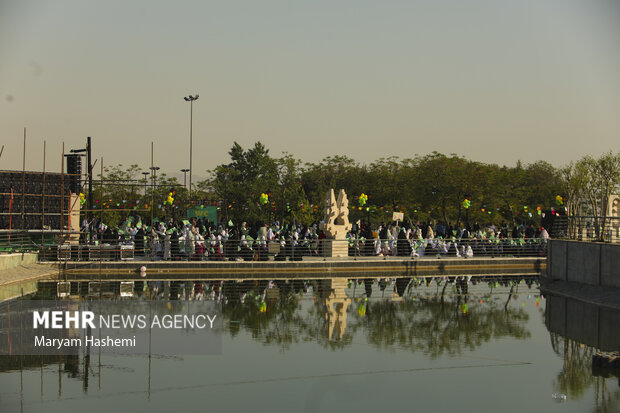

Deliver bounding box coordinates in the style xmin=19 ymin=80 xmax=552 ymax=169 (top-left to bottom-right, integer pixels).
xmin=1 ymin=276 xmax=619 ymax=413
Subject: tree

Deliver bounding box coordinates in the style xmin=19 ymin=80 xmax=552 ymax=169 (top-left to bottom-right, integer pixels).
xmin=574 ymin=152 xmax=620 ymax=240
xmin=209 ymin=142 xmax=278 ymax=224
xmin=274 ymin=154 xmax=314 ymax=225
xmin=93 ymin=164 xmax=142 ymax=227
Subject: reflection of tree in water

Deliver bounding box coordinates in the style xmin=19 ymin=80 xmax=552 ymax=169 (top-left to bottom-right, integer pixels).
xmin=218 ymin=278 xmax=532 ymax=356
xmin=551 ymin=334 xmax=596 ymax=398
xmin=221 ymin=280 xmax=306 ymax=351
xmin=593 ymin=378 xmax=620 ymax=413
xmin=221 ymin=279 xmax=355 ymax=350
xmin=351 ymin=293 xmax=530 ymax=358
xmin=550 ymin=334 xmax=620 ymax=412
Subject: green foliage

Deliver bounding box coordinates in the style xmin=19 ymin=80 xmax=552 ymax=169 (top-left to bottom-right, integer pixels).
xmin=210 ymin=142 xmax=279 ymax=223
xmin=93 ymin=164 xmax=185 ymax=226
xmin=204 ymin=143 xmax=573 ymax=227
xmin=93 ymin=164 xmax=142 ymax=227
xmin=93 ymin=145 xmax=619 ymax=229
xmin=562 ymin=151 xmax=620 ymax=240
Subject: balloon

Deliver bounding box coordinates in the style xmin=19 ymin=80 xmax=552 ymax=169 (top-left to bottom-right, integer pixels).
xmin=358 ymin=193 xmax=368 ymax=206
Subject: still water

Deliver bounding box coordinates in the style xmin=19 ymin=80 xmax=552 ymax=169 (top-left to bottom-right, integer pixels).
xmin=1 ymin=276 xmax=619 ymax=413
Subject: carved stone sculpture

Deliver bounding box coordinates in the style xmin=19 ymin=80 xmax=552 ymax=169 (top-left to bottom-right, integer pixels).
xmin=320 ymin=189 xmax=351 ymax=239
xmin=319 ymin=189 xmax=352 ymax=257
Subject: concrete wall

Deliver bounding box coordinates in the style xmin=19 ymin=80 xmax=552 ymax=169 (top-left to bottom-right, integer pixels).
xmin=548 ymin=241 xmax=567 ymax=282
xmin=601 ymin=243 xmax=620 ymax=288
xmin=547 ymin=240 xmax=620 ymax=288
xmin=0 ymin=253 xmax=38 ymax=271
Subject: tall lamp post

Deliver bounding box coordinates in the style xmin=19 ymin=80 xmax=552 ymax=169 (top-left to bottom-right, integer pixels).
xmin=150 ymin=167 xmax=160 ymax=189
xmin=180 ymin=169 xmax=190 ymax=189
xmin=141 ymin=172 xmax=149 ymax=196
xmin=183 ymin=94 xmax=199 ymax=200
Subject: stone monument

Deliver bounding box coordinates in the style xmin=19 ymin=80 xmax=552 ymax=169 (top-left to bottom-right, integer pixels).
xmin=319 ymin=189 xmax=351 ymax=257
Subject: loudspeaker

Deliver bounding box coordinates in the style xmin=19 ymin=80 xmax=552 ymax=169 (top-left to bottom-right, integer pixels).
xmin=66 ymin=154 xmax=82 ymax=194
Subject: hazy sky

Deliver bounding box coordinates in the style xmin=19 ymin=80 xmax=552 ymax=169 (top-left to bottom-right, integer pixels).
xmin=1 ymin=0 xmax=619 ymax=178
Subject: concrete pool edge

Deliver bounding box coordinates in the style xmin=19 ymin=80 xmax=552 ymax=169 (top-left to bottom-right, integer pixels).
xmin=41 ymin=256 xmax=545 ymax=280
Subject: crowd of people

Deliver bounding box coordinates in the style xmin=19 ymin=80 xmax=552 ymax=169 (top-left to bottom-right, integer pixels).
xmin=78 ymin=215 xmax=550 ymax=260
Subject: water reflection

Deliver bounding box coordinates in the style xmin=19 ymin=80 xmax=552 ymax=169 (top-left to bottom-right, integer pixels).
xmin=2 ymin=276 xmax=620 ymax=412
xmin=149 ymin=276 xmax=535 ymax=354
xmin=549 ymin=334 xmax=620 ymax=411
xmin=5 ymin=276 xmax=537 ymax=356
xmin=546 ymin=294 xmax=620 ymax=410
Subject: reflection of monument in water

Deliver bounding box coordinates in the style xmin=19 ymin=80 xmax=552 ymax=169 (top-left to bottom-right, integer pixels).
xmin=320 ymin=278 xmax=352 ymax=341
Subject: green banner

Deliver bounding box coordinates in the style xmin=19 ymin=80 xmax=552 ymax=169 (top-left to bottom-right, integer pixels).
xmin=187 ymin=206 xmax=217 ymax=223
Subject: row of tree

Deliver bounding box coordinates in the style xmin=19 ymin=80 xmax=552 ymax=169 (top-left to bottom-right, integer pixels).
xmin=91 ymin=143 xmax=619 ymax=229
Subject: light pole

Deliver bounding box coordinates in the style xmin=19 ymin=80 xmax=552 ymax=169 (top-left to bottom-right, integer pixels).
xmin=183 ymin=94 xmax=199 ymax=200
xmin=142 ymin=172 xmax=149 ymax=196
xmin=180 ymin=169 xmax=190 ymax=189
xmin=150 ymin=167 xmax=160 ymax=194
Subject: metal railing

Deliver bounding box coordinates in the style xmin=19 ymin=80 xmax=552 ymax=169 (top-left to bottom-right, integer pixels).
xmin=32 ymin=235 xmax=549 ymax=262
xmin=552 ymin=215 xmax=620 ymax=243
